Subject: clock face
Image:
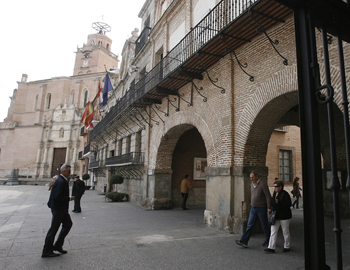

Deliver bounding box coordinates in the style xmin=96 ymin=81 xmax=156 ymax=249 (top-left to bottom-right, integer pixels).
xmin=83 ymin=60 xmax=89 ymax=67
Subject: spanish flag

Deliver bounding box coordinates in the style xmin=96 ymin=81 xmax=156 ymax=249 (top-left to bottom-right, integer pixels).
xmin=81 ymin=101 xmax=94 ymax=128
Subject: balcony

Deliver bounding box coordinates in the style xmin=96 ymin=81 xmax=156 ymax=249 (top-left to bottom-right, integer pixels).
xmin=89 ymin=160 xmax=100 ymax=169
xmin=84 ymin=144 xmax=90 ymax=155
xmin=90 ymin=0 xmax=292 ymax=142
xmin=135 ymin=26 xmax=152 ymax=57
xmin=105 ymin=152 xmax=144 ymax=167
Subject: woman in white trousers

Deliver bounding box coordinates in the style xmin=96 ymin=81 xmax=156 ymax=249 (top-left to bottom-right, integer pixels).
xmin=265 ymin=179 xmax=292 ymax=253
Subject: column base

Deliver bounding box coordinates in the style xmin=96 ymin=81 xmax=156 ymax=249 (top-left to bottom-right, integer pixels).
xmin=204 ymin=210 xmax=246 ymax=234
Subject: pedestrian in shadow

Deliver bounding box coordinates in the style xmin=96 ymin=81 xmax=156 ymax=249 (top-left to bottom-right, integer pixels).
xmin=180 ymin=175 xmax=194 ymax=210
xmin=291 ymin=177 xmax=302 ymax=209
xmin=72 ymin=175 xmax=85 ymax=213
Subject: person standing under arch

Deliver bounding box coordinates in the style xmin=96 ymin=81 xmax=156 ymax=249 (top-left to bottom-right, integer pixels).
xmin=180 ymin=175 xmax=194 ymax=210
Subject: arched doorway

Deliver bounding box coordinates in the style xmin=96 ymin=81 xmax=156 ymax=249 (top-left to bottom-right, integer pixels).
xmin=171 ymin=127 xmax=206 ymax=208
xmin=150 ymin=123 xmax=208 ymax=210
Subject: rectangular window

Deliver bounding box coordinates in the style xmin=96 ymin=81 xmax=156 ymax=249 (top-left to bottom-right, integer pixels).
xmin=279 ymin=150 xmax=292 ymax=182
xmin=110 ymin=150 xmax=115 ymax=157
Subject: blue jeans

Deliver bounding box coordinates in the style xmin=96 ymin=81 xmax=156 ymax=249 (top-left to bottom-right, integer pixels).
xmin=240 ymin=207 xmax=270 ymax=245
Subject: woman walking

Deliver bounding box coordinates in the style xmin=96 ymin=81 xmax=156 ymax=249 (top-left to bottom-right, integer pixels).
xmin=264 ymin=179 xmax=292 ymax=253
xmin=292 ymin=177 xmax=302 ymax=208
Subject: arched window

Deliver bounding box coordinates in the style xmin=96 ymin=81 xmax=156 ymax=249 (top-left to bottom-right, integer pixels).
xmin=59 ymin=128 xmax=64 ymax=138
xmin=46 ymin=93 xmax=51 ymax=109
xmin=33 ymin=94 xmax=38 ymax=111
xmin=70 ymin=90 xmax=75 ymax=104
xmin=106 ymin=43 xmax=110 ymax=50
xmin=83 ymin=90 xmax=88 ymax=107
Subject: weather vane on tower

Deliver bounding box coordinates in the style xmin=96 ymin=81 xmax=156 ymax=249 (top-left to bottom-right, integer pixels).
xmin=92 ymin=22 xmax=111 ymax=35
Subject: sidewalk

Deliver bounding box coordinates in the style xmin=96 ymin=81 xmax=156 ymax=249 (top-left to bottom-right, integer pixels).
xmin=0 ymin=185 xmax=348 ymax=270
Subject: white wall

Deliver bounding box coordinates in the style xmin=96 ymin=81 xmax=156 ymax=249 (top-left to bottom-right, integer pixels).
xmin=193 ymin=0 xmax=217 ymax=26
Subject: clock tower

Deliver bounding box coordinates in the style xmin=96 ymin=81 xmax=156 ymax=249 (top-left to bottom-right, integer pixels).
xmin=73 ymin=22 xmax=119 ymax=76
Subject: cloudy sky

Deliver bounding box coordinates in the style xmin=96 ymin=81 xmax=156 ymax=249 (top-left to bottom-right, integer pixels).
xmin=0 ymin=0 xmax=146 ymax=121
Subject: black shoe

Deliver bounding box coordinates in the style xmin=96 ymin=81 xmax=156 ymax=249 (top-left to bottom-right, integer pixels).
xmin=235 ymin=240 xmax=248 ymax=248
xmin=283 ymin=248 xmax=290 ymax=252
xmin=72 ymin=210 xmax=77 ymax=213
xmin=262 ymin=242 xmax=268 ymax=247
xmin=264 ymin=248 xmax=275 ymax=253
xmin=42 ymin=252 xmax=60 ymax=258
xmin=53 ymin=246 xmax=67 ymax=254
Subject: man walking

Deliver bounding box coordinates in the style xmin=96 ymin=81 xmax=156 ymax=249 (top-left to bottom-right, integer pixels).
xmin=180 ymin=175 xmax=194 ymax=210
xmin=42 ymin=164 xmax=74 ymax=257
xmin=236 ymin=171 xmax=272 ymax=248
xmin=72 ymin=175 xmax=85 ymax=213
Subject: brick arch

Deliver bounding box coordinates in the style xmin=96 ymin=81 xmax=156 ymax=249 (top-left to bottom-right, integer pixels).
xmin=235 ymin=64 xmax=299 ymax=166
xmin=149 ymin=111 xmax=216 ymax=169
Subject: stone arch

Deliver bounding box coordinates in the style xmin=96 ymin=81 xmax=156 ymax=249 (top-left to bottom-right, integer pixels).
xmin=149 ymin=111 xmax=216 ymax=169
xmin=235 ymin=64 xmax=299 ymax=166
xmin=236 ymin=63 xmax=350 ymax=168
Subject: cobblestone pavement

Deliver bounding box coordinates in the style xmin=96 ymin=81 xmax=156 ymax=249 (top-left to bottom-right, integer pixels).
xmin=0 ymin=185 xmax=349 ymax=270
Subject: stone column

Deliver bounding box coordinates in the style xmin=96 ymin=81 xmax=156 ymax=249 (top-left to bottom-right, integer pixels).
xmin=204 ymin=167 xmax=234 ymax=232
xmin=148 ymin=169 xmax=172 ymax=210
xmin=40 ymin=142 xmax=50 ymax=177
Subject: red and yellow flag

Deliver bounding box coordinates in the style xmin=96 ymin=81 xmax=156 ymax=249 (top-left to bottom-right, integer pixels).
xmin=81 ymin=101 xmax=94 ymax=128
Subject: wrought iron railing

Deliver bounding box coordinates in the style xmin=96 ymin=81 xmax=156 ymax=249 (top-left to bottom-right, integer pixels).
xmin=135 ymin=27 xmax=152 ymax=56
xmin=90 ymin=0 xmax=257 ymax=141
xmin=89 ymin=160 xmax=100 ymax=169
xmin=105 ymin=152 xmax=144 ymax=166
xmin=84 ymin=144 xmax=90 ymax=155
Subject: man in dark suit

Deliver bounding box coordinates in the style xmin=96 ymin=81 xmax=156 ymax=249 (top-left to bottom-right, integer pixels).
xmin=42 ymin=164 xmax=74 ymax=258
xmin=72 ymin=175 xmax=85 ymax=213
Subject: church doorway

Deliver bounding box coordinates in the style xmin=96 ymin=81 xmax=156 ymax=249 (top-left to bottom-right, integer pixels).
xmin=51 ymin=148 xmax=66 ymax=177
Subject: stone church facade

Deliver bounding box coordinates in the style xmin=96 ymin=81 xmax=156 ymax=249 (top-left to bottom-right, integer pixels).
xmin=0 ymin=30 xmax=119 ymax=181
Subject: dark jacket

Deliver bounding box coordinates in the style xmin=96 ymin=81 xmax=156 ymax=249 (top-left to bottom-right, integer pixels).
xmin=72 ymin=179 xmax=85 ymax=198
xmin=270 ymin=189 xmax=292 ymax=220
xmin=47 ymin=175 xmax=70 ymax=210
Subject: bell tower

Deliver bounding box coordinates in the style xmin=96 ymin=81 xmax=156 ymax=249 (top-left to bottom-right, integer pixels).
xmin=73 ymin=22 xmax=119 ymax=76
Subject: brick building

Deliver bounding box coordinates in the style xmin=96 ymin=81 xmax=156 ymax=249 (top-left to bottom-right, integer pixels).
xmin=88 ymin=0 xmax=350 ymax=234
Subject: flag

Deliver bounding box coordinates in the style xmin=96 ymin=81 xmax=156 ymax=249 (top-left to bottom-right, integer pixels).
xmin=97 ymin=82 xmax=103 ymax=105
xmin=97 ymin=82 xmax=103 ymax=116
xmin=103 ymin=71 xmax=113 ymax=106
xmin=81 ymin=101 xmax=94 ymax=128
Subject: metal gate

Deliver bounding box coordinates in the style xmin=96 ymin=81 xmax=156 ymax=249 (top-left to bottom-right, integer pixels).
xmin=277 ymin=0 xmax=350 ymax=269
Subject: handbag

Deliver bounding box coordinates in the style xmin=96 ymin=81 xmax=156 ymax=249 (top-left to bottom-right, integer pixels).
xmin=269 ymin=210 xmax=276 ymax=225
